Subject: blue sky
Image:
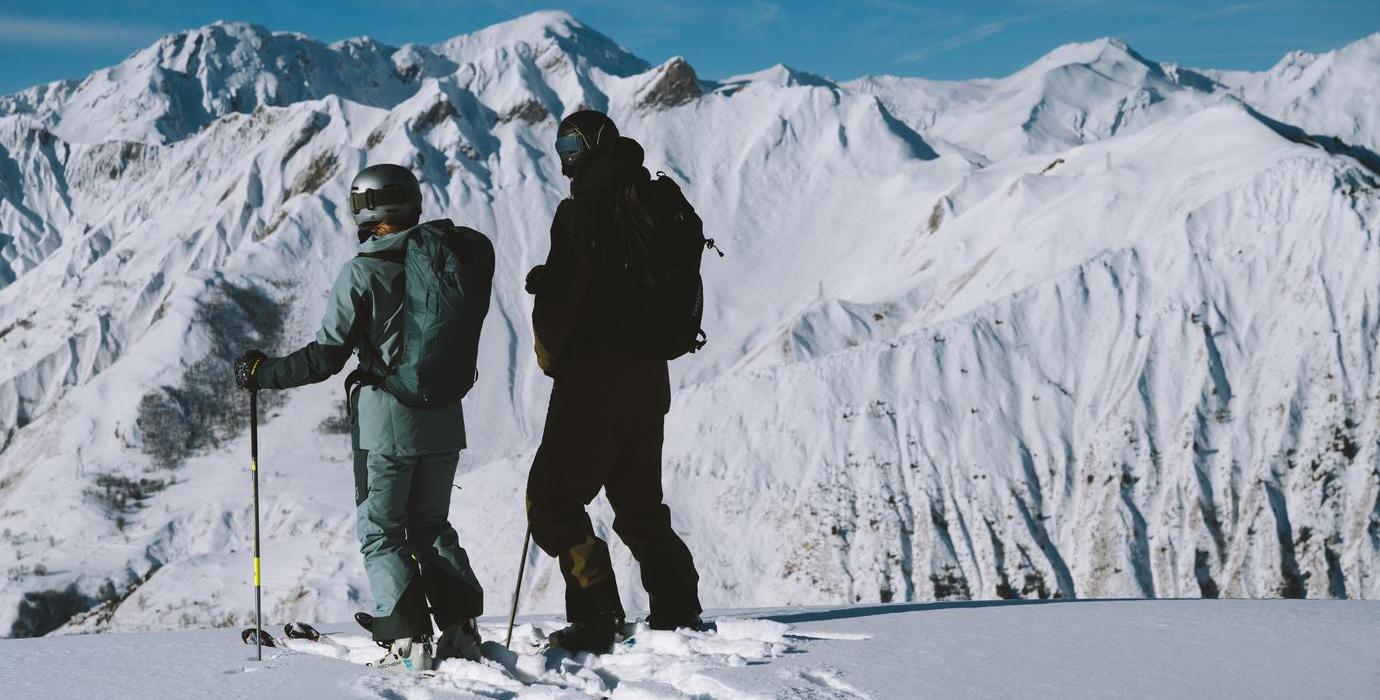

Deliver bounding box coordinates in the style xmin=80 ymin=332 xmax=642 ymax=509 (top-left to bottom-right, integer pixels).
xmin=0 ymin=1 xmax=1376 ymax=94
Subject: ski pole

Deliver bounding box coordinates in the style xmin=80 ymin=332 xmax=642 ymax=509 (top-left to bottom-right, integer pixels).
xmin=250 ymin=389 xmax=263 ymax=661
xmin=504 ymin=524 xmax=532 ymax=649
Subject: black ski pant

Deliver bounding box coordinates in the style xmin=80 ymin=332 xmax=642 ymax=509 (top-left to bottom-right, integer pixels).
xmin=526 ymin=363 xmax=701 ymax=627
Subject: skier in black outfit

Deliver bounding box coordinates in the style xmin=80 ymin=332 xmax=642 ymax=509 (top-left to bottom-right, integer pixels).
xmin=525 ymin=110 xmax=703 ymax=653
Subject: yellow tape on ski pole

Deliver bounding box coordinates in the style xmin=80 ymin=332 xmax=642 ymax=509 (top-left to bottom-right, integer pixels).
xmin=254 ymin=557 xmax=261 ymax=586
xmin=251 ymin=460 xmax=257 ymax=472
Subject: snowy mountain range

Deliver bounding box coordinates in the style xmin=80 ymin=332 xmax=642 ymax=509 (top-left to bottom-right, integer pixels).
xmin=0 ymin=11 xmax=1377 ymax=638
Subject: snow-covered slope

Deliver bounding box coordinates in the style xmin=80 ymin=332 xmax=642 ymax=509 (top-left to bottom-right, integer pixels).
xmin=848 ymin=38 xmax=1230 ymax=163
xmin=0 ymin=13 xmax=1377 ymax=638
xmin=2 ymin=601 xmax=1378 ymax=699
xmin=1204 ymin=33 xmax=1380 ymax=154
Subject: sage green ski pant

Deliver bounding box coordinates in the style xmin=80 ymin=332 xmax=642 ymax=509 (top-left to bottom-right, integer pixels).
xmin=352 ymin=439 xmax=484 ymax=640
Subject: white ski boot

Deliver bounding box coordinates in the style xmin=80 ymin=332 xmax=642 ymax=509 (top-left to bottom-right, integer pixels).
xmin=369 ymin=636 xmax=434 ymax=673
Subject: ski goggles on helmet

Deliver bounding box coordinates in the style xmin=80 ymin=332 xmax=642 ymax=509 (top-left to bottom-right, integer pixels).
xmin=555 ymin=131 xmax=589 ymax=169
xmin=348 ymin=184 xmax=421 ymax=216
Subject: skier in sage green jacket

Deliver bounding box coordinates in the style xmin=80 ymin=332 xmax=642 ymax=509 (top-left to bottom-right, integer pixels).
xmin=233 ymin=164 xmax=490 ymax=673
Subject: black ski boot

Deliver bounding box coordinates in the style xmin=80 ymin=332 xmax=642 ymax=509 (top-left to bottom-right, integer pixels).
xmin=436 ymin=618 xmax=483 ymax=662
xmin=647 ymin=614 xmax=706 ymax=632
xmin=548 ymin=618 xmax=621 ymax=654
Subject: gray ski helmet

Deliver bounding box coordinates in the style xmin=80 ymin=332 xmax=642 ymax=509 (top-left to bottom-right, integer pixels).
xmin=555 ymin=110 xmax=619 ymax=177
xmin=348 ymin=164 xmax=422 ymax=227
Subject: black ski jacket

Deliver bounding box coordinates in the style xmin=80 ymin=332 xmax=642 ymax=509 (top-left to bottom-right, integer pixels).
xmin=529 ymin=136 xmax=670 ymax=411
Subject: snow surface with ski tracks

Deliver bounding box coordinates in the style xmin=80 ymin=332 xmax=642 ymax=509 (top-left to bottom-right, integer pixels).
xmin=4 ymin=600 xmax=1377 ymax=699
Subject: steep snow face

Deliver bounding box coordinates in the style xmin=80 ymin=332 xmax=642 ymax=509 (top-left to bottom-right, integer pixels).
xmin=671 ymin=109 xmax=1380 ymax=603
xmin=0 ymin=15 xmax=1377 ymax=637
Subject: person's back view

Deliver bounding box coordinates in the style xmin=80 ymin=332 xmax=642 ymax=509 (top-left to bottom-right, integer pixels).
xmin=525 ymin=110 xmax=706 ymax=653
xmin=233 ymin=164 xmax=492 ymax=672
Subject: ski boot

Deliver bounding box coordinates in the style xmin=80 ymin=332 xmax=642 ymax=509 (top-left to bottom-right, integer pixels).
xmin=547 ymin=617 xmax=622 ymax=655
xmin=648 ymin=611 xmax=707 ymax=632
xmin=435 ymin=618 xmax=483 ymax=662
xmin=369 ymin=636 xmax=434 ymax=673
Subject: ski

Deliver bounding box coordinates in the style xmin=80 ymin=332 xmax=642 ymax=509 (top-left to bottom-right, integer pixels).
xmin=284 ymin=621 xmax=322 ymax=642
xmin=240 ymin=622 xmax=338 ymax=649
xmin=355 ymin=611 xmax=374 ymax=633
xmin=241 ymin=627 xmax=279 ymax=648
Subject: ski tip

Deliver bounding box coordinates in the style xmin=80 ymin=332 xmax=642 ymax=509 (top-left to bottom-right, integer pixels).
xmin=241 ymin=627 xmax=278 ymax=648
xmin=284 ymin=621 xmax=321 ymax=641
xmin=354 ymin=611 xmax=374 ymax=631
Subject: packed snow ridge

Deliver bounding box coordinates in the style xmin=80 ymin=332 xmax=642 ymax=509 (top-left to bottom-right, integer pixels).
xmin=2 ymin=601 xmax=1377 ymax=699
xmin=0 ymin=12 xmax=1377 ymax=638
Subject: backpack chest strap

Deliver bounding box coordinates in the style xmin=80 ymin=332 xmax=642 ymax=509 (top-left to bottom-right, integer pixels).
xmin=358 ymin=249 xmax=406 ymax=264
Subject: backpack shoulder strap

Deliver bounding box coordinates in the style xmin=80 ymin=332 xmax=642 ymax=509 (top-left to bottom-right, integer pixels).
xmin=621 ymin=181 xmax=659 ymax=232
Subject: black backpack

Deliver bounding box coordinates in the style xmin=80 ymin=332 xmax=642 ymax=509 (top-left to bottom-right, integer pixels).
xmin=610 ymin=172 xmax=720 ymax=360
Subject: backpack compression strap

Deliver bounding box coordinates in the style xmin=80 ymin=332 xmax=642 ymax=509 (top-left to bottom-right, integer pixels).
xmin=342 ymin=248 xmax=407 ymax=413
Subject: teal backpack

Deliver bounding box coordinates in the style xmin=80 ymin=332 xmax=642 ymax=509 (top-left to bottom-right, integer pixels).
xmin=356 ymin=218 xmax=494 ymax=407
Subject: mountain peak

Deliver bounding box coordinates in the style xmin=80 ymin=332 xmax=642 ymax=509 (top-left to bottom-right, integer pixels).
xmin=1019 ymin=36 xmax=1154 ymax=76
xmin=23 ymin=19 xmax=416 ymax=144
xmin=489 ymin=9 xmax=582 ymax=35
xmin=431 ymin=11 xmax=648 ymax=77
xmin=726 ymin=64 xmax=836 ymax=88
xmin=1267 ymin=30 xmax=1380 ymax=76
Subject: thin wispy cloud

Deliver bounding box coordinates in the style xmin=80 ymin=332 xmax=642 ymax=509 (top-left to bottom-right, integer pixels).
xmin=0 ymin=15 xmax=160 ymax=47
xmin=856 ymin=0 xmax=957 ymax=22
xmin=896 ymin=0 xmax=1101 ymax=65
xmin=1172 ymin=48 xmax=1295 ymax=61
xmin=901 ymin=15 xmax=1035 ymax=62
xmin=729 ymin=1 xmax=781 ymax=31
xmin=1118 ymin=1 xmax=1280 ymax=39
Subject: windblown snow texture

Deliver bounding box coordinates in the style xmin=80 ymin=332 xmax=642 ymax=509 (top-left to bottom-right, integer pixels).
xmin=0 ymin=13 xmax=1377 ymax=636
xmin=2 ymin=603 xmax=1378 ymax=699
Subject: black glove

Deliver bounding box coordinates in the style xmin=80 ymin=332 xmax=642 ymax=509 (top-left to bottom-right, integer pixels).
xmin=525 ymin=264 xmax=547 ymax=295
xmin=234 ymin=350 xmax=268 ymax=390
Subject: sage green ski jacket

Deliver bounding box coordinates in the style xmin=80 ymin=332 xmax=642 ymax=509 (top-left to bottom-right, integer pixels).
xmin=255 ymin=228 xmax=466 ymax=455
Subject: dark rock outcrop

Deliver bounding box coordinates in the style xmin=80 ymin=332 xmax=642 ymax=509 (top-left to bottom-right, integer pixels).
xmin=641 ymin=58 xmax=702 ymax=109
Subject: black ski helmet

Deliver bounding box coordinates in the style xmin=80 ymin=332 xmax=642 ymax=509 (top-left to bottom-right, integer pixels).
xmin=349 ymin=164 xmax=422 ymax=228
xmin=555 ymin=110 xmax=619 ymax=177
